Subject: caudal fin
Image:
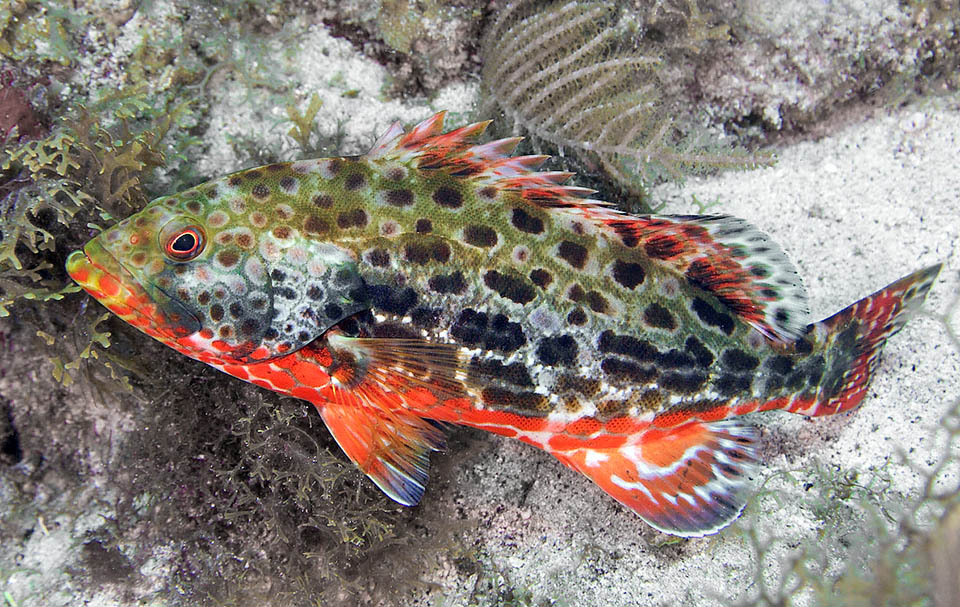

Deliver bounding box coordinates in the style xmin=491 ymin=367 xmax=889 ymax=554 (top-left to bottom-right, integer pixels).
xmin=789 ymin=264 xmax=940 ymax=417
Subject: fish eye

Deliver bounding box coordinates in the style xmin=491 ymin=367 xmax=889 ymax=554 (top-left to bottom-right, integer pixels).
xmin=164 ymin=226 xmax=205 ymax=261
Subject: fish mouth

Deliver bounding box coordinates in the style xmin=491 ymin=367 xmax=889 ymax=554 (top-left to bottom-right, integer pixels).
xmin=66 ymin=239 xmax=201 ymax=339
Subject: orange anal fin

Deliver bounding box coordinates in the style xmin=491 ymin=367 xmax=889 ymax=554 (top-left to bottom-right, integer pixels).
xmin=557 ymin=420 xmax=758 ymax=537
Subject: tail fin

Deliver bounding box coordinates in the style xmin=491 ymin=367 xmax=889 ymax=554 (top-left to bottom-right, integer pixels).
xmin=790 ymin=264 xmax=940 ymax=417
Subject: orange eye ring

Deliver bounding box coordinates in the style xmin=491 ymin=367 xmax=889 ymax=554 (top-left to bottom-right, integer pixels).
xmin=164 ymin=226 xmax=205 ymax=261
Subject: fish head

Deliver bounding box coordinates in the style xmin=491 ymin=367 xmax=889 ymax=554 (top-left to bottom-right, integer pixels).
xmin=67 ymin=188 xmax=370 ymax=364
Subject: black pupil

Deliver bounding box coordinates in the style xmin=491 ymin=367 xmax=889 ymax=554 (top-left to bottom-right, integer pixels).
xmin=172 ymin=232 xmax=196 ymax=253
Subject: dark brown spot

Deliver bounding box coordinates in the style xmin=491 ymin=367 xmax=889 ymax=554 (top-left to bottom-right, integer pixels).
xmin=177 ymin=288 xmax=189 ymax=300
xmin=721 ymin=349 xmax=760 ymax=372
xmin=239 ymin=318 xmax=259 ymax=337
xmin=643 ymin=303 xmax=676 ymax=330
xmin=217 ymin=250 xmax=240 ymax=268
xmin=429 ymin=271 xmax=467 ymax=295
xmin=601 ymin=358 xmax=657 ymax=383
xmin=367 ymin=248 xmax=390 ymax=267
xmin=692 ymin=297 xmax=735 ymax=335
xmin=386 ymin=189 xmax=414 ymax=206
xmin=205 ymin=186 xmax=218 ymax=198
xmin=511 ymin=207 xmax=544 ymax=234
xmin=218 ymin=325 xmax=234 ymax=339
xmin=386 ymin=167 xmax=405 ymax=181
xmin=483 ymin=270 xmax=536 ymax=305
xmin=612 ymin=260 xmax=645 ymax=289
xmin=337 ymin=208 xmax=368 ymax=229
xmin=537 ymin=335 xmax=578 ymax=366
xmin=273 ymin=226 xmax=292 ymax=239
xmin=251 ymin=184 xmax=270 ymax=199
xmin=313 ymin=193 xmax=334 ymax=208
xmin=433 ymin=186 xmax=462 ymax=208
xmin=405 ymin=241 xmax=451 ymax=264
xmin=246 ymin=170 xmax=262 ymax=179
xmin=585 ymin=291 xmax=609 ymax=314
xmin=661 ymin=371 xmax=708 ymax=394
xmin=463 ymin=225 xmax=498 ymax=248
xmin=567 ymin=307 xmax=586 ymax=325
xmin=304 ymin=215 xmax=329 ymax=235
xmin=345 ymin=173 xmax=366 ymax=190
xmin=307 ymin=286 xmax=322 ymax=300
xmin=186 ymin=200 xmax=202 ymax=214
xmin=530 ymin=269 xmax=552 ymax=288
xmin=267 ymin=163 xmax=286 ymax=172
xmin=326 ymin=159 xmax=341 ymax=175
xmin=481 ymin=387 xmax=548 ymax=413
xmin=568 ymin=284 xmax=586 ymax=303
xmin=228 ymin=175 xmax=243 ymax=187
xmin=279 ymin=176 xmax=297 ymax=191
xmin=210 ymin=304 xmax=224 ymax=322
xmin=479 ymin=186 xmax=497 ymax=199
xmin=198 ymin=291 xmax=211 ymax=305
xmin=229 ymin=302 xmax=243 ymax=319
xmin=236 ymin=233 xmax=253 ymax=248
xmin=415 ymin=218 xmax=432 ymax=233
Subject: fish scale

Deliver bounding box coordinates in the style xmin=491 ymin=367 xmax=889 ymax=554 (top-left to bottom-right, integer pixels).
xmin=66 ymin=112 xmax=940 ymax=537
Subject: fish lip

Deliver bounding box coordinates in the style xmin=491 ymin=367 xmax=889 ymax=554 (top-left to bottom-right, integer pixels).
xmin=68 ymin=239 xmax=201 ymax=337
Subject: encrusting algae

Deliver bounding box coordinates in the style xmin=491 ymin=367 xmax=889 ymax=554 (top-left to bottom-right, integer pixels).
xmin=65 ymin=112 xmax=939 ymax=537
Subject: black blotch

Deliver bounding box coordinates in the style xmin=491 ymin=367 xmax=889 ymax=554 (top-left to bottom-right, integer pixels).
xmin=657 ymin=349 xmax=695 ymax=369
xmin=767 ymin=355 xmax=794 ymax=375
xmin=279 ymin=176 xmax=297 ymax=191
xmin=229 ymin=302 xmax=243 ymax=319
xmin=598 ymin=330 xmax=658 ymax=362
xmin=411 ymin=307 xmax=441 ymax=328
xmin=612 ymin=259 xmax=645 ymax=289
xmin=567 ymin=308 xmax=587 ymax=325
xmin=643 ymin=303 xmax=676 ymax=330
xmin=345 ymin=173 xmax=366 ymax=190
xmin=481 ymin=387 xmax=546 ymax=412
xmin=298 ymin=331 xmax=310 ymax=342
xmin=307 ymin=286 xmax=323 ymax=300
xmin=210 ymin=304 xmax=224 ymax=322
xmin=324 ymin=303 xmax=343 ymax=319
xmin=369 ymin=285 xmax=417 ymax=315
xmin=775 ymin=309 xmax=790 ymax=324
xmin=405 ymin=241 xmax=451 ymax=264
xmin=367 ymin=248 xmax=390 ymax=267
xmin=276 ymin=287 xmax=297 ymax=300
xmin=586 ymin=291 xmax=609 ymax=314
xmin=337 ymin=208 xmax=368 ymax=228
xmin=470 ymin=358 xmax=534 ymax=388
xmin=372 ymin=322 xmax=419 ymax=340
xmin=714 ymin=374 xmax=752 ymax=396
xmin=721 ymin=349 xmax=760 ymax=372
xmin=486 ymin=314 xmax=526 ymax=352
xmin=751 ymin=266 xmax=769 ymax=278
xmin=415 ymin=218 xmax=433 ymax=233
xmin=661 ymin=371 xmax=708 ymax=394
xmin=433 ymin=186 xmax=462 ymax=208
xmin=691 ymin=297 xmax=735 ymax=335
xmin=761 ymin=288 xmax=778 ymax=298
xmin=601 ymin=358 xmax=657 ymax=383
xmin=451 ymin=309 xmax=487 ymax=345
xmin=250 ymin=296 xmax=268 ymax=311
xmin=271 ymin=269 xmax=286 ymax=282
xmin=239 ymin=318 xmax=259 ymax=337
xmin=807 ymin=356 xmax=826 ymax=386
xmin=511 ymin=207 xmax=544 ymax=234
xmin=264 ymin=327 xmax=279 ymax=340
xmin=785 ymin=371 xmax=806 ymax=391
xmin=529 ymin=269 xmax=552 ymax=289
xmin=429 ymin=271 xmax=467 ymax=294
xmin=537 ymin=335 xmax=578 ymax=366
xmin=464 ymin=225 xmax=498 ymax=247
xmin=557 ymin=240 xmax=588 ymax=269
xmin=483 ymin=270 xmax=536 ymax=305
xmin=794 ymin=338 xmax=814 ymax=355
xmin=386 ymin=188 xmax=414 ymax=206
xmin=685 ymin=337 xmax=714 ymax=368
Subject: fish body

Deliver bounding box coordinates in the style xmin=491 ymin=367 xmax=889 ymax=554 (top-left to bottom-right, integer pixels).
xmin=66 ymin=113 xmax=939 ymax=536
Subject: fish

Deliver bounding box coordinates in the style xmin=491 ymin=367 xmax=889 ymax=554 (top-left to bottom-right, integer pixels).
xmin=65 ymin=112 xmax=940 ymax=537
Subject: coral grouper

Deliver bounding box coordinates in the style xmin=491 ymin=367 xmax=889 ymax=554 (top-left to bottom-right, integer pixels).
xmin=66 ymin=113 xmax=939 ymax=536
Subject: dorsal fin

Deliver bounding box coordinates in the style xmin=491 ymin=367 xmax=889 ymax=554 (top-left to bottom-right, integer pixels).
xmin=609 ymin=215 xmax=809 ymax=341
xmin=365 ymin=114 xmax=808 ymax=340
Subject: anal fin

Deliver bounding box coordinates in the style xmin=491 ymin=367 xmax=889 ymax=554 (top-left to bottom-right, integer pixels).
xmin=557 ymin=420 xmax=758 ymax=536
